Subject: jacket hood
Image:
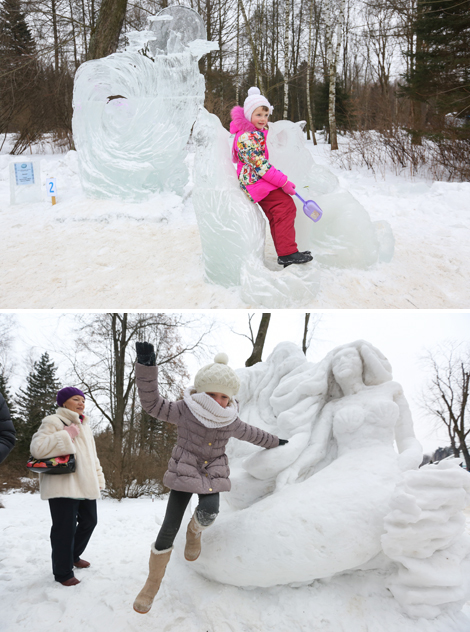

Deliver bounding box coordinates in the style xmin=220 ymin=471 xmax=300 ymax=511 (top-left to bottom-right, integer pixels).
xmin=230 ymin=106 xmax=258 ymax=134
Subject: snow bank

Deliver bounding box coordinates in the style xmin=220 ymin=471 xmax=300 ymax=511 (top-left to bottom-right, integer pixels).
xmin=1 ymin=136 xmax=469 ymax=308
xmin=1 ymin=490 xmax=469 ymax=632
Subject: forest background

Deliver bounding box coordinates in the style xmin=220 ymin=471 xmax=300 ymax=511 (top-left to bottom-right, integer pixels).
xmin=0 ymin=0 xmax=469 ymax=178
xmin=1 ymin=311 xmax=469 ymax=500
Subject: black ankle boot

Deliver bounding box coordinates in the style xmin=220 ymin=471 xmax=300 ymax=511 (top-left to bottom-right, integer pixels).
xmin=277 ymin=251 xmax=313 ymax=267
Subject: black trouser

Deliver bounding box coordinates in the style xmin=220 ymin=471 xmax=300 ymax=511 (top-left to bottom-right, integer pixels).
xmin=155 ymin=490 xmax=219 ymax=551
xmin=48 ymin=498 xmax=98 ymax=582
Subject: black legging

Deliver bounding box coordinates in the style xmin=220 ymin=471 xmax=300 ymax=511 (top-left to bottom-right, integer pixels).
xmin=155 ymin=490 xmax=219 ymax=551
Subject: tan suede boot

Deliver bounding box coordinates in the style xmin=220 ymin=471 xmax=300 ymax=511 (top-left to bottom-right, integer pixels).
xmin=184 ymin=512 xmax=209 ymax=562
xmin=133 ymin=544 xmax=172 ymax=614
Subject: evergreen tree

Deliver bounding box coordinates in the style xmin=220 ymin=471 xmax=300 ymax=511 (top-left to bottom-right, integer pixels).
xmin=15 ymin=353 xmax=61 ymax=455
xmin=0 ymin=0 xmax=35 ymax=60
xmin=403 ymin=0 xmax=470 ymax=121
xmin=0 ymin=0 xmax=42 ymax=152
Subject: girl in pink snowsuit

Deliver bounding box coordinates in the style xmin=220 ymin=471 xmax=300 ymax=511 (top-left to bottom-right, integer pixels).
xmin=230 ymin=87 xmax=313 ymax=267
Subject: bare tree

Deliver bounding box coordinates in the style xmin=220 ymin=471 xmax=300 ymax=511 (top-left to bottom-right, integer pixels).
xmin=233 ymin=313 xmax=272 ymax=367
xmin=0 ymin=314 xmax=17 ymax=376
xmin=421 ymin=342 xmax=470 ymax=471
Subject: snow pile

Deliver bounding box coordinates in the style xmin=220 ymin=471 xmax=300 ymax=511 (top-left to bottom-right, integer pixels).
xmin=382 ymin=458 xmax=470 ymax=618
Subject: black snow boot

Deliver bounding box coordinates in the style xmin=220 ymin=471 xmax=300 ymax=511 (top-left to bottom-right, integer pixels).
xmin=277 ymin=251 xmax=314 ymax=267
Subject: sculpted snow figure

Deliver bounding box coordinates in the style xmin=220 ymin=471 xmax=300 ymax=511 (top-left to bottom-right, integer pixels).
xmin=191 ymin=341 xmax=470 ymax=621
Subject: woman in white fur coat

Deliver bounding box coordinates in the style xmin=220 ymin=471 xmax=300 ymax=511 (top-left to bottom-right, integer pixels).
xmin=30 ymin=387 xmax=105 ymax=586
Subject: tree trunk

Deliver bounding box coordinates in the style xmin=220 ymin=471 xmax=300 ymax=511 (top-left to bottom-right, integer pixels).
xmin=306 ymin=0 xmax=317 ymax=144
xmin=239 ymin=0 xmax=265 ymax=93
xmin=302 ymin=314 xmax=311 ymax=355
xmin=87 ymin=0 xmax=128 ymax=60
xmin=51 ymin=0 xmax=59 ymax=72
xmin=245 ymin=313 xmax=271 ymax=367
xmin=283 ymin=0 xmax=290 ymax=118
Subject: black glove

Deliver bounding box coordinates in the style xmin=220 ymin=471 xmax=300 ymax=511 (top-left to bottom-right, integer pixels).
xmin=278 ymin=439 xmax=289 ymax=446
xmin=135 ymin=341 xmax=156 ymax=366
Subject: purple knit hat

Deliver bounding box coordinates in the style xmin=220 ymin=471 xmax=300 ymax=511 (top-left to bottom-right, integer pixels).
xmin=56 ymin=387 xmax=85 ymax=407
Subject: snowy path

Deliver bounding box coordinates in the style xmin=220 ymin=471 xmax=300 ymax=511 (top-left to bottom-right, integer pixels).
xmin=1 ymin=142 xmax=469 ymax=308
xmin=1 ymin=492 xmax=469 ymax=632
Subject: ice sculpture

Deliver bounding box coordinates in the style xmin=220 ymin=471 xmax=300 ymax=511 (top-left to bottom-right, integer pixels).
xmin=382 ymin=459 xmax=470 ymax=619
xmin=72 ymin=7 xmax=216 ymax=200
xmin=267 ymin=121 xmax=395 ymax=268
xmin=192 ymin=109 xmax=321 ymax=307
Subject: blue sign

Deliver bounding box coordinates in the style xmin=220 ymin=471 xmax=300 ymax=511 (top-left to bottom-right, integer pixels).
xmin=14 ymin=162 xmax=35 ymax=186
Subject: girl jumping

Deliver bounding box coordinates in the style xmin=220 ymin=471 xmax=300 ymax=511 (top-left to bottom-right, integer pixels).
xmin=132 ymin=343 xmax=287 ymax=614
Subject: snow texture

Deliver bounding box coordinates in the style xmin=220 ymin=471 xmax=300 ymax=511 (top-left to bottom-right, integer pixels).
xmin=382 ymin=458 xmax=470 ymax=618
xmin=1 ymin=137 xmax=469 ymax=308
xmin=1 ymin=492 xmax=469 ymax=632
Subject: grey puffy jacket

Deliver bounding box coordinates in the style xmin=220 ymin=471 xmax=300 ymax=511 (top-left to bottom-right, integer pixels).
xmin=136 ymin=363 xmax=280 ymax=494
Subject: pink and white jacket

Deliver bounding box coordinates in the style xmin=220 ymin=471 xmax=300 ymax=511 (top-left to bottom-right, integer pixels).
xmin=230 ymin=106 xmax=288 ymax=203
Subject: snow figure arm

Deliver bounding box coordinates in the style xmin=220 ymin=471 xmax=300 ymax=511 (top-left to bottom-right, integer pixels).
xmin=393 ymin=387 xmax=423 ymax=471
xmin=236 ymin=133 xmax=273 ymax=178
xmin=135 ymin=363 xmax=184 ymax=424
xmin=275 ymin=404 xmax=335 ymax=490
xmin=30 ymin=416 xmax=76 ymax=459
xmin=231 ymin=418 xmax=280 ymax=449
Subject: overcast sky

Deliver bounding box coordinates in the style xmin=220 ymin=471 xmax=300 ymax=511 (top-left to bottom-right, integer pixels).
xmin=3 ymin=309 xmax=469 ymax=454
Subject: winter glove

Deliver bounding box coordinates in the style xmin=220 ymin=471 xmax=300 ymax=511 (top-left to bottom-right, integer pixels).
xmin=261 ymin=166 xmax=289 ymax=188
xmin=282 ymin=181 xmax=296 ymax=196
xmin=136 ymin=341 xmax=156 ymax=366
xmin=64 ymin=424 xmax=80 ymax=440
xmin=278 ymin=439 xmax=289 ymax=445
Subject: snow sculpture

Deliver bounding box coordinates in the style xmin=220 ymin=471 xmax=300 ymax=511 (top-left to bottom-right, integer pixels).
xmin=192 ymin=109 xmax=321 ymax=306
xmin=72 ymin=7 xmax=216 ymax=200
xmin=382 ymin=459 xmax=470 ymax=619
xmin=194 ymin=340 xmax=423 ymax=587
xmin=190 ymin=340 xmax=470 ymax=621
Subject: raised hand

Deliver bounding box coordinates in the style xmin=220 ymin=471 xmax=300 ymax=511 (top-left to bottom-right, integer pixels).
xmin=135 ymin=341 xmax=156 ymax=366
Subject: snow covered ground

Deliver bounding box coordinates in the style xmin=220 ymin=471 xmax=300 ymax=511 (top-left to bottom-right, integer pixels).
xmin=1 ymin=134 xmax=469 ymax=309
xmin=1 ymin=490 xmax=469 ymax=632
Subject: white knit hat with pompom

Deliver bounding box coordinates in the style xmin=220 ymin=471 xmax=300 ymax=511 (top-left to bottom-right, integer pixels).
xmin=194 ymin=353 xmax=241 ymax=398
xmin=243 ymin=86 xmax=273 ymax=122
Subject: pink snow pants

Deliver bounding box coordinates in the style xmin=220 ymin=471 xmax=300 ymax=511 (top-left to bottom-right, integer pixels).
xmin=258 ymin=188 xmax=298 ymax=257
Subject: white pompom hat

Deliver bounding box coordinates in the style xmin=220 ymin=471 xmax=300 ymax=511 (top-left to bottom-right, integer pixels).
xmin=243 ymin=87 xmax=273 ymax=122
xmin=194 ymin=353 xmax=241 ymax=398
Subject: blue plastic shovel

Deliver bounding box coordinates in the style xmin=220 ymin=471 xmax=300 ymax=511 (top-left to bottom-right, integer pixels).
xmin=295 ymin=192 xmax=323 ymax=222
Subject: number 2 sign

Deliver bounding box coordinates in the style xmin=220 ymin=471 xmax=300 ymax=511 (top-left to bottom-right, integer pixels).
xmin=46 ymin=178 xmax=57 ymax=205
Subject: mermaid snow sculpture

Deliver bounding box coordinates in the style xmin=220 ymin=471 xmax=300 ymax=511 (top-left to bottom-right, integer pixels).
xmin=192 ymin=341 xmax=470 ymax=621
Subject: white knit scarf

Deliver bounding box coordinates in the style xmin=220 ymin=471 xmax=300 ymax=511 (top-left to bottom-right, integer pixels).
xmin=183 ymin=388 xmax=239 ymax=428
